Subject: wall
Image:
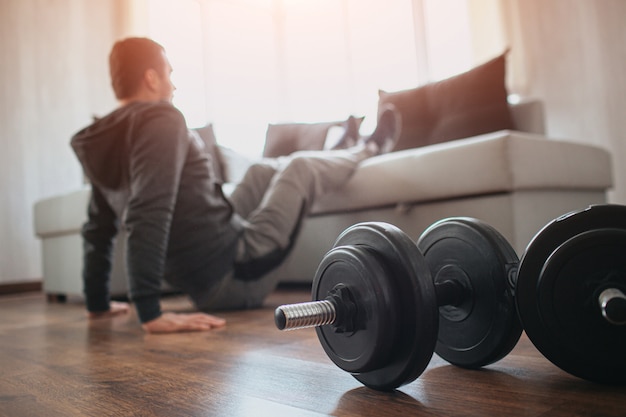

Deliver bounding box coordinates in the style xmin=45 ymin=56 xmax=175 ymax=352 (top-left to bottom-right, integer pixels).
xmin=502 ymin=0 xmax=626 ymax=203
xmin=0 ymin=0 xmax=122 ymax=284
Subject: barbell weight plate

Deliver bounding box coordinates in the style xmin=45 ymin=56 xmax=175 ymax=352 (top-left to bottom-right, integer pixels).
xmin=418 ymin=217 xmax=522 ymax=368
xmin=313 ymin=245 xmax=397 ymax=375
xmin=313 ymin=222 xmax=438 ymax=391
xmin=516 ymin=205 xmax=626 ymax=384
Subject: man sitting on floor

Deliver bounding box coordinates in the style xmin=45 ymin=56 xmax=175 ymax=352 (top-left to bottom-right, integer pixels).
xmin=71 ymin=37 xmax=400 ymax=333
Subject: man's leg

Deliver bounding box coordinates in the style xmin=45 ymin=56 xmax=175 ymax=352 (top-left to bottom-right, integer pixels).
xmin=236 ymin=147 xmax=372 ymax=264
xmin=201 ymin=105 xmax=401 ymax=310
xmin=228 ymin=160 xmax=280 ymax=219
xmin=235 ymin=104 xmax=401 ymax=265
xmin=203 ymin=147 xmax=374 ymax=311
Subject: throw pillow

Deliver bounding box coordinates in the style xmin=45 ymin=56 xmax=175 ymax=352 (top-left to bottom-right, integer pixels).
xmin=263 ymin=116 xmax=364 ymax=158
xmin=378 ymin=51 xmax=514 ymax=151
xmin=193 ymin=124 xmax=225 ymax=183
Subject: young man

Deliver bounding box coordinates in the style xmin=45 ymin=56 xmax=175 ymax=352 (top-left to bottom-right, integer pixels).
xmin=71 ymin=37 xmax=400 ymax=333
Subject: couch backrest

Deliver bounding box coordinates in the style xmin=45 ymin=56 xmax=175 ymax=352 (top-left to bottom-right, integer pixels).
xmin=218 ymin=99 xmax=547 ymax=185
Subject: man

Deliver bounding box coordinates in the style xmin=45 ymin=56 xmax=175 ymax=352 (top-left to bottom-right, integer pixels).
xmin=71 ymin=37 xmax=400 ymax=333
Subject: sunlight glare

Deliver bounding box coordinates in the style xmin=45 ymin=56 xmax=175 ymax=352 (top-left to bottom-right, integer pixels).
xmin=146 ymin=0 xmax=476 ymax=157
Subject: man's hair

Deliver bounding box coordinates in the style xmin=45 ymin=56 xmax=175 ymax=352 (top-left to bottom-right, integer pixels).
xmin=109 ymin=37 xmax=166 ymax=100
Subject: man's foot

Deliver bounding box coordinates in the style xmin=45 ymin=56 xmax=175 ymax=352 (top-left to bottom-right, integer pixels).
xmin=328 ymin=116 xmax=361 ymax=150
xmin=363 ymin=105 xmax=401 ymax=155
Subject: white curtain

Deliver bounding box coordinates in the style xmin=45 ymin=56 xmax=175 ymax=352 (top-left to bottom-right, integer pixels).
xmin=142 ymin=0 xmax=507 ymax=157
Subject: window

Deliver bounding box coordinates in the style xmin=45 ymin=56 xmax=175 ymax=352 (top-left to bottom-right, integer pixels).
xmin=146 ymin=0 xmax=479 ymax=157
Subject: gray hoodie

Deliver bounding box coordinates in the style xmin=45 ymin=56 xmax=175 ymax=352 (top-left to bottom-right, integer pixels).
xmin=71 ymin=101 xmax=241 ymax=323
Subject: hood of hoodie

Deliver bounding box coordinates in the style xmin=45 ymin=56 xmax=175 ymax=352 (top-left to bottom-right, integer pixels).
xmin=71 ymin=101 xmax=175 ymax=190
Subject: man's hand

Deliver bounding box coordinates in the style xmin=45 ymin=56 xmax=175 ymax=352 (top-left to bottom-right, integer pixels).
xmin=142 ymin=312 xmax=226 ymax=334
xmin=88 ymin=301 xmax=131 ymax=319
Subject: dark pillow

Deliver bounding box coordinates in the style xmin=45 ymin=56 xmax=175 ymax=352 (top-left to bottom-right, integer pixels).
xmin=378 ymin=52 xmax=514 ymax=151
xmin=263 ymin=117 xmax=363 ymax=158
xmin=193 ymin=124 xmax=225 ymax=183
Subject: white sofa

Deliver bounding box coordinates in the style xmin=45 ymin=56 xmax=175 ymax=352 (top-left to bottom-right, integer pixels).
xmin=34 ymin=100 xmax=613 ymax=297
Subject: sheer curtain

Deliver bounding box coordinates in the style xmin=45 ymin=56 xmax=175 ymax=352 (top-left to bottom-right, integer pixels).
xmin=142 ymin=0 xmax=506 ymax=157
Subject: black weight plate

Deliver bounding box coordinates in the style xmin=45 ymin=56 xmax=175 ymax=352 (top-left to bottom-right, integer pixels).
xmin=418 ymin=218 xmax=522 ymax=368
xmin=517 ymin=205 xmax=626 ymax=384
xmin=313 ymin=246 xmax=398 ymax=374
xmin=313 ymin=222 xmax=438 ymax=391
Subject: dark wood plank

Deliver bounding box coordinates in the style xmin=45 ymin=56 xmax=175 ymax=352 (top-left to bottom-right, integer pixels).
xmin=0 ymin=281 xmax=41 ymax=295
xmin=0 ymin=288 xmax=624 ymax=417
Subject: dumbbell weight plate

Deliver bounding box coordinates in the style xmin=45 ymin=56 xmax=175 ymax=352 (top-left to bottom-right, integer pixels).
xmin=516 ymin=205 xmax=626 ymax=384
xmin=313 ymin=222 xmax=438 ymax=391
xmin=418 ymin=218 xmax=522 ymax=368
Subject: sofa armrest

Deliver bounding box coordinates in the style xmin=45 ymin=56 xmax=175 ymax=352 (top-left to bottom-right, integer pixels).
xmin=34 ymin=187 xmax=91 ymax=237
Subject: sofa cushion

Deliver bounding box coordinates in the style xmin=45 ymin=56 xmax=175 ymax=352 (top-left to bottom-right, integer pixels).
xmin=379 ymin=52 xmax=514 ymax=152
xmin=194 ymin=124 xmax=225 ymax=183
xmin=263 ymin=117 xmax=363 ymax=158
xmin=311 ymin=131 xmax=613 ymax=215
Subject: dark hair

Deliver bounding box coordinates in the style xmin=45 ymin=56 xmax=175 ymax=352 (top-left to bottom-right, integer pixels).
xmin=109 ymin=37 xmax=166 ymax=100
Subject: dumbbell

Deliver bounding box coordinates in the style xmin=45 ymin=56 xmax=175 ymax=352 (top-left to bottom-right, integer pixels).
xmin=515 ymin=204 xmax=626 ymax=385
xmin=275 ymin=205 xmax=626 ymax=390
xmin=274 ymin=219 xmax=522 ymax=391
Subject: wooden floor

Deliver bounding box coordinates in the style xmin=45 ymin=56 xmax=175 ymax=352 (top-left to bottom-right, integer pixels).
xmin=0 ymin=287 xmax=624 ymax=417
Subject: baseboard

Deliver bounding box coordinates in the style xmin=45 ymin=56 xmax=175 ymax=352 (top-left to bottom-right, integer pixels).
xmin=0 ymin=280 xmax=43 ymax=295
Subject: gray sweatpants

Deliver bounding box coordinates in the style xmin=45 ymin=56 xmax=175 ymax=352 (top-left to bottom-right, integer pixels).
xmin=201 ymin=147 xmax=371 ymax=310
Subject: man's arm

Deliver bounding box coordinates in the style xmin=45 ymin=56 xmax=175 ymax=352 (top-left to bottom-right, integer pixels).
xmin=124 ymin=104 xmax=226 ymax=333
xmin=83 ymin=180 xmax=223 ymax=331
xmin=123 ymin=105 xmax=186 ymax=324
xmin=82 ymin=185 xmax=121 ymax=315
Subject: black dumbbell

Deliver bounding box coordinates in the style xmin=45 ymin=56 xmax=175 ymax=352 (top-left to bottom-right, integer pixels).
xmin=275 ymin=219 xmax=522 ymax=391
xmin=275 ymin=205 xmax=626 ymax=389
xmin=515 ymin=204 xmax=626 ymax=385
